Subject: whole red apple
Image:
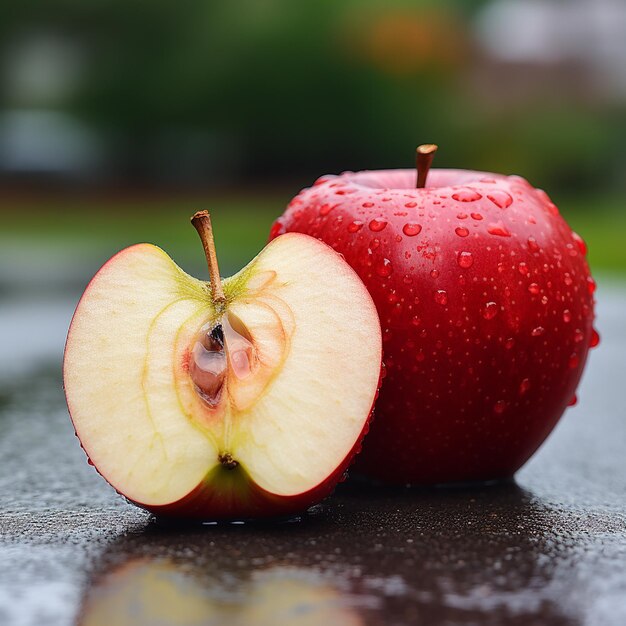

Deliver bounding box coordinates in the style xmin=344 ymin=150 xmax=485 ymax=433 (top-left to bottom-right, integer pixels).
xmin=270 ymin=148 xmax=598 ymax=485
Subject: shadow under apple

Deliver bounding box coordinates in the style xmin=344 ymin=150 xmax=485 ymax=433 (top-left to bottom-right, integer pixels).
xmin=76 ymin=482 xmax=581 ymax=626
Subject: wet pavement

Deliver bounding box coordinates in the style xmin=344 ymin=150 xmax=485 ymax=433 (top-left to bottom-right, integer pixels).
xmin=1 ymin=280 xmax=625 ymax=625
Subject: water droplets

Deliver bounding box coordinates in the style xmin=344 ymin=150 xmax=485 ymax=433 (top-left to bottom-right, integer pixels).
xmin=434 ymin=290 xmax=448 ymax=305
xmin=319 ymin=203 xmax=336 ymax=216
xmin=519 ymin=378 xmax=531 ymax=395
xmin=528 ymin=283 xmax=540 ymax=294
xmin=452 ymin=189 xmax=482 ymax=202
xmin=504 ymin=337 xmax=515 ymax=349
xmin=518 ymin=262 xmax=529 ymax=276
xmin=347 ymin=220 xmax=364 ymax=233
xmin=470 ymin=212 xmax=483 ymax=220
xmin=574 ymin=329 xmax=584 ymax=343
xmin=376 ymin=258 xmax=393 ymax=277
xmin=487 ymin=222 xmax=511 ymax=237
xmin=482 ymin=301 xmax=498 ymax=320
xmin=590 ymin=328 xmax=600 ymax=348
xmin=362 ymin=201 xmax=375 ymax=208
xmin=563 ymin=309 xmax=572 ymax=323
xmin=455 ymin=226 xmax=469 ymax=238
xmin=568 ymin=353 xmax=579 ymax=369
xmin=572 ymin=231 xmax=587 ymax=255
xmin=493 ymin=400 xmax=506 ymax=414
xmin=457 ymin=251 xmax=474 ymax=268
xmin=369 ymin=218 xmax=388 ymax=232
xmin=404 ymin=201 xmax=417 ymax=208
xmin=531 ymin=326 xmax=545 ymax=337
xmin=487 ymin=191 xmax=513 ymax=209
xmin=403 ymin=222 xmax=422 ymax=236
xmin=528 ymin=237 xmax=540 ymax=252
xmin=587 ymin=276 xmax=597 ymax=295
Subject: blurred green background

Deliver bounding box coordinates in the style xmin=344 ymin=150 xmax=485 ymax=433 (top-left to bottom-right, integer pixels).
xmin=0 ymin=0 xmax=625 ymax=282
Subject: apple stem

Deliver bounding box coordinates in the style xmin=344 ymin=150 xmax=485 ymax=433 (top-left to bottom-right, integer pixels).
xmin=191 ymin=210 xmax=226 ymax=304
xmin=416 ymin=144 xmax=438 ymax=189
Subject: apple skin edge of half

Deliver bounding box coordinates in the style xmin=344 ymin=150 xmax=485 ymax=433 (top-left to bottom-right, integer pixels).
xmin=141 ymin=421 xmax=373 ymax=521
xmin=63 ymin=233 xmax=382 ymax=521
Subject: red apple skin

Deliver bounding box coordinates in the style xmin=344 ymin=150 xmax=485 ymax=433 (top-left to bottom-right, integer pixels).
xmin=270 ymin=169 xmax=598 ymax=485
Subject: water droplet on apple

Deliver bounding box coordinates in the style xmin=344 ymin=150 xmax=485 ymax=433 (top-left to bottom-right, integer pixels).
xmin=590 ymin=328 xmax=600 ymax=348
xmin=457 ymin=212 xmax=468 ymax=220
xmin=452 ymin=189 xmax=482 ymax=202
xmin=411 ymin=316 xmax=421 ymax=327
xmin=531 ymin=326 xmax=545 ymax=337
xmin=319 ymin=203 xmax=336 ymax=216
xmin=519 ymin=378 xmax=530 ymax=395
xmin=564 ymin=273 xmax=573 ymax=286
xmin=487 ymin=191 xmax=513 ymax=209
xmin=457 ymin=251 xmax=474 ymax=268
xmin=563 ymin=309 xmax=572 ymax=323
xmin=518 ymin=262 xmax=529 ymax=276
xmin=455 ymin=226 xmax=469 ymax=238
xmin=568 ymin=353 xmax=579 ymax=369
xmin=482 ymin=302 xmax=498 ymax=319
xmin=528 ymin=283 xmax=540 ymax=294
xmin=430 ymin=269 xmax=440 ymax=279
xmin=403 ymin=274 xmax=413 ymax=284
xmin=505 ymin=337 xmax=515 ymax=349
xmin=405 ymin=201 xmax=417 ymax=208
xmin=370 ymin=238 xmax=380 ymax=250
xmin=434 ymin=290 xmax=448 ymax=305
xmin=572 ymin=231 xmax=587 ymax=255
xmin=362 ymin=201 xmax=375 ymax=208
xmin=403 ymin=222 xmax=422 ymax=236
xmin=528 ymin=237 xmax=540 ymax=252
xmin=568 ymin=394 xmax=578 ymax=406
xmin=487 ymin=222 xmax=511 ymax=237
xmin=493 ymin=400 xmax=506 ymax=414
xmin=587 ymin=276 xmax=597 ymax=294
xmin=471 ymin=212 xmax=483 ymax=220
xmin=369 ymin=218 xmax=388 ymax=232
xmin=347 ymin=220 xmax=364 ymax=233
xmin=376 ymin=258 xmax=393 ymax=277
xmin=574 ymin=329 xmax=584 ymax=343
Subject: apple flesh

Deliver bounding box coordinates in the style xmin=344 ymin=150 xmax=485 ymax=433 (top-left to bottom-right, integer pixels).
xmin=271 ymin=168 xmax=598 ymax=485
xmin=64 ymin=232 xmax=381 ymax=519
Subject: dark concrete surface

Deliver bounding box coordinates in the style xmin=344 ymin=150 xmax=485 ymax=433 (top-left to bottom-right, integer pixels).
xmin=1 ymin=281 xmax=625 ymax=626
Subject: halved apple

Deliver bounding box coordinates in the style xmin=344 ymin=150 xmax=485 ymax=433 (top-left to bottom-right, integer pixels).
xmin=63 ymin=212 xmax=381 ymax=519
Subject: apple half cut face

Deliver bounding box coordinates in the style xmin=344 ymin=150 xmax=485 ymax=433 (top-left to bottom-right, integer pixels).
xmin=64 ymin=232 xmax=381 ymax=520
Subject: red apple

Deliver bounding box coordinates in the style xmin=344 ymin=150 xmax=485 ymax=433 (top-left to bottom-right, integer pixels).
xmin=270 ymin=149 xmax=598 ymax=485
xmin=64 ymin=212 xmax=381 ymax=519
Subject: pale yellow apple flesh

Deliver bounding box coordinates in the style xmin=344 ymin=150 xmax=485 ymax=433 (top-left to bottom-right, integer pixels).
xmin=64 ymin=233 xmax=381 ymax=513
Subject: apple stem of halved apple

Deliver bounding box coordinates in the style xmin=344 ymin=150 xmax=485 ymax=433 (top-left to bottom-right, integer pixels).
xmin=191 ymin=210 xmax=226 ymax=305
xmin=415 ymin=143 xmax=438 ymax=189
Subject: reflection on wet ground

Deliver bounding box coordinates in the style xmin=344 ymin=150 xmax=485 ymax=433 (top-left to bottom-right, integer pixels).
xmin=1 ymin=284 xmax=626 ymax=625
